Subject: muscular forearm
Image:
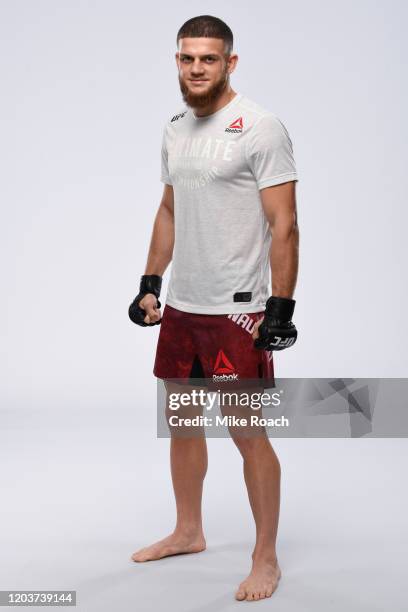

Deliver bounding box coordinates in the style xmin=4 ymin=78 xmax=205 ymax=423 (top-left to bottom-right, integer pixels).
xmin=270 ymin=222 xmax=299 ymax=299
xmin=144 ymin=204 xmax=174 ymax=276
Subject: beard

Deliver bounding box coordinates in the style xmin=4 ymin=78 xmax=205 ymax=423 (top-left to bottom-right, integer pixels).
xmin=179 ymin=67 xmax=229 ymax=109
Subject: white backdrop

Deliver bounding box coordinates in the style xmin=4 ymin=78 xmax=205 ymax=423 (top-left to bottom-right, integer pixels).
xmin=1 ymin=2 xmax=407 ymax=611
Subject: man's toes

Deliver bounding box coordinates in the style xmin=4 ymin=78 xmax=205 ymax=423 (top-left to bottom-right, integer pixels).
xmin=131 ymin=549 xmax=150 ymax=562
xmin=235 ymin=585 xmax=247 ymax=601
xmin=265 ymin=585 xmax=274 ymax=597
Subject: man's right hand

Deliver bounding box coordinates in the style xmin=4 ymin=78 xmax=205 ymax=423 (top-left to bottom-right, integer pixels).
xmin=138 ymin=293 xmax=162 ymax=325
xmin=128 ymin=274 xmax=162 ymax=327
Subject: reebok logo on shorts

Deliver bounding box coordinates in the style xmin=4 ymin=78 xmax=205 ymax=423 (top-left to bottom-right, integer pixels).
xmin=225 ymin=117 xmax=243 ymax=133
xmin=213 ymin=349 xmax=239 ymax=381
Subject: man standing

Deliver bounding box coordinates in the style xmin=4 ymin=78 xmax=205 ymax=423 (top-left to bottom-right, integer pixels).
xmin=129 ymin=15 xmax=299 ymax=602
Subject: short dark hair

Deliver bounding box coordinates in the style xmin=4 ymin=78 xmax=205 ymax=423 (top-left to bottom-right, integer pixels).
xmin=177 ymin=15 xmax=233 ymax=55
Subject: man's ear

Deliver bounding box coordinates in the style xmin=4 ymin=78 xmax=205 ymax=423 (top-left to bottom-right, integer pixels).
xmin=175 ymin=52 xmax=180 ymax=68
xmin=228 ymin=53 xmax=239 ymax=75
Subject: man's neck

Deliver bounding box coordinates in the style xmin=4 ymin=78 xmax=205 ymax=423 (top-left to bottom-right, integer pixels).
xmin=193 ymin=88 xmax=237 ymax=118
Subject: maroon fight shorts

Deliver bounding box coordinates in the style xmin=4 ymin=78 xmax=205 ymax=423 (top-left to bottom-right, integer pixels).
xmin=153 ymin=304 xmax=275 ymax=389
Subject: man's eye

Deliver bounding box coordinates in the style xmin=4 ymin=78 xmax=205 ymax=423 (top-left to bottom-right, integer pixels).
xmin=206 ymin=58 xmax=215 ymax=62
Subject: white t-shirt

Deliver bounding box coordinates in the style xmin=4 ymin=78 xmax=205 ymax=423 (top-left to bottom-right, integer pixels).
xmin=161 ymin=92 xmax=298 ymax=314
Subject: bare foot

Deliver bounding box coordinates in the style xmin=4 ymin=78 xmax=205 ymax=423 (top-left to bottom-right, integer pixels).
xmin=235 ymin=558 xmax=281 ymax=601
xmin=131 ymin=531 xmax=206 ymax=562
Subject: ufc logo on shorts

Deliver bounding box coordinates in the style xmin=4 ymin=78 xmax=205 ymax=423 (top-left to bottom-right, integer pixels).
xmin=270 ymin=336 xmax=296 ymax=348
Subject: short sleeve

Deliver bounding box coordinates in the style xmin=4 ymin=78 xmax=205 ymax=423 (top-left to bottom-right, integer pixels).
xmin=246 ymin=115 xmax=298 ymax=190
xmin=160 ymin=126 xmax=172 ymax=185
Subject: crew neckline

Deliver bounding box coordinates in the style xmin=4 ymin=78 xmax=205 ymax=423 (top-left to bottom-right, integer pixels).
xmin=192 ymin=92 xmax=243 ymax=121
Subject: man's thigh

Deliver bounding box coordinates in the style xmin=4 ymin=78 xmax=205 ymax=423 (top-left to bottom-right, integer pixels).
xmin=164 ymin=380 xmax=209 ymax=438
xmin=218 ymin=385 xmax=268 ymax=439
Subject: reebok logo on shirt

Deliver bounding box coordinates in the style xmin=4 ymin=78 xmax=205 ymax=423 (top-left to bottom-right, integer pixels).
xmin=225 ymin=117 xmax=243 ymax=133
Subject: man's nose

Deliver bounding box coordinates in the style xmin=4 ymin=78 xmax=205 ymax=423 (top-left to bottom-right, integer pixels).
xmin=191 ymin=60 xmax=205 ymax=74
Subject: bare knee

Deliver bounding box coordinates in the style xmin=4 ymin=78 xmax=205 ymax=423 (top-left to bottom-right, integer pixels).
xmin=231 ymin=434 xmax=279 ymax=466
xmin=231 ymin=433 xmax=266 ymax=454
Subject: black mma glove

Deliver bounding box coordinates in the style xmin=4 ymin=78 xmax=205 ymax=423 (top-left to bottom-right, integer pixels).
xmin=128 ymin=275 xmax=162 ymax=327
xmin=254 ymin=296 xmax=297 ymax=351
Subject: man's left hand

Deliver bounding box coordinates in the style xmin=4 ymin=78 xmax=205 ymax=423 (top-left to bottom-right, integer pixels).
xmin=252 ymin=296 xmax=298 ymax=351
